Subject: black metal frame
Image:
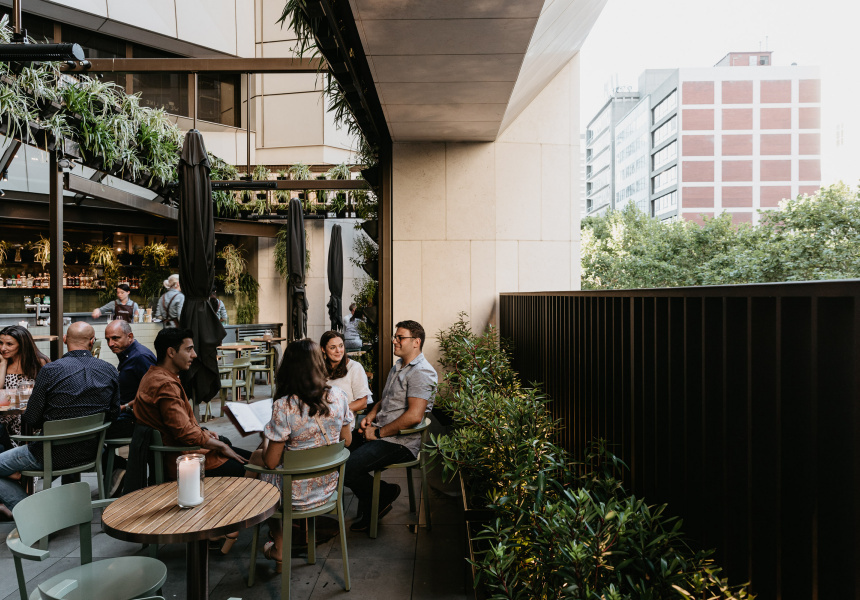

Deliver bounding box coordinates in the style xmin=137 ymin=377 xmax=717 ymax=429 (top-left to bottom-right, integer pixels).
xmin=500 ymin=281 xmax=860 ymax=599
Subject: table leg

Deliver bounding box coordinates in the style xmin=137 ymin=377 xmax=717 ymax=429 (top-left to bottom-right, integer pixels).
xmin=186 ymin=539 xmax=209 ymax=600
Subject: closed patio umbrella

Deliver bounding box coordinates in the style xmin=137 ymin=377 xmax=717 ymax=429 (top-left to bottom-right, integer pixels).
xmin=327 ymin=224 xmax=344 ymax=331
xmin=287 ymin=198 xmax=308 ymax=340
xmin=178 ymin=130 xmax=226 ymax=405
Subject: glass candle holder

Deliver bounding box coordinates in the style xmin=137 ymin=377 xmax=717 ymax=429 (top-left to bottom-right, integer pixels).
xmin=176 ymin=454 xmax=205 ymax=508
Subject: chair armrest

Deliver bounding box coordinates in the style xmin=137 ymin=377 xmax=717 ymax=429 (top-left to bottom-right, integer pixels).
xmin=6 ymin=529 xmax=50 ymax=561
xmin=398 ymin=417 xmax=431 ymax=436
xmin=244 ymin=449 xmax=350 ymax=476
xmin=243 ymin=463 xmax=272 ymax=475
xmin=150 ymin=445 xmax=201 ymax=453
xmin=11 ymin=423 xmax=111 ymax=443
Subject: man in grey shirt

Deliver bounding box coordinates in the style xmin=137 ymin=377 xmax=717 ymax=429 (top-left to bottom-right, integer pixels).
xmin=344 ymin=319 xmax=437 ymax=533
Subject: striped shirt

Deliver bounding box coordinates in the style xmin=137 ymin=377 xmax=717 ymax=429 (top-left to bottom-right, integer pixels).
xmin=23 ymin=350 xmax=120 ymax=469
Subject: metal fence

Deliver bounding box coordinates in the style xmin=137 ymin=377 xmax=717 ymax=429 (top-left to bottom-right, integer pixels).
xmin=499 ymin=281 xmax=860 ymax=600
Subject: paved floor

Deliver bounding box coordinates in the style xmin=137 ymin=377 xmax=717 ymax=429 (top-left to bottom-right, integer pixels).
xmin=0 ymin=387 xmax=470 ymax=600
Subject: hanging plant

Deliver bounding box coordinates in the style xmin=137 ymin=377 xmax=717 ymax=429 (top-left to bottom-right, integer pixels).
xmin=0 ymin=240 xmax=8 ymax=265
xmin=218 ymin=244 xmax=246 ymax=295
xmin=29 ymin=236 xmax=71 ymax=268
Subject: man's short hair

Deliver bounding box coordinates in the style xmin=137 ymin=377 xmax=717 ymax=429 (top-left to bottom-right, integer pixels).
xmin=107 ymin=320 xmax=133 ymax=335
xmin=117 ymin=283 xmax=131 ymax=293
xmin=154 ymin=328 xmax=194 ymax=364
xmin=395 ymin=320 xmax=426 ymax=350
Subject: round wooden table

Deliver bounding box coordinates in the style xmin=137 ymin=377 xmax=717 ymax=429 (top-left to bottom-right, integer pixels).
xmin=102 ymin=477 xmax=280 ymax=600
xmin=217 ymin=343 xmax=260 ymax=357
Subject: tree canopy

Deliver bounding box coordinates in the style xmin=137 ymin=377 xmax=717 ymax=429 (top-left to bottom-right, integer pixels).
xmin=581 ymin=182 xmax=860 ymax=290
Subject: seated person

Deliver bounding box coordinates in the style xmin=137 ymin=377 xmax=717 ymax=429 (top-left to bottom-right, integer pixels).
xmin=0 ymin=322 xmax=119 ymax=519
xmin=133 ymin=328 xmax=249 ymax=481
xmin=250 ymin=339 xmax=353 ymax=571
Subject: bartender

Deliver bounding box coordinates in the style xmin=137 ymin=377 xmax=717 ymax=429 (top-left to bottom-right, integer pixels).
xmin=92 ymin=283 xmax=139 ymax=323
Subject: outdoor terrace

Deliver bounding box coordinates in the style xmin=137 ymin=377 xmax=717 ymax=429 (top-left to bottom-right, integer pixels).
xmin=0 ymin=387 xmax=469 ymax=600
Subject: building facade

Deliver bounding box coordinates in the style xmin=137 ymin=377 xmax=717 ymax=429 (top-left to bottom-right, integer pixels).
xmin=584 ymin=91 xmax=640 ymax=216
xmin=584 ymin=52 xmax=822 ymax=225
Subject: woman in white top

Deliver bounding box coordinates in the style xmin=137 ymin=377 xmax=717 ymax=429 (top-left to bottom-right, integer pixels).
xmin=320 ymin=330 xmax=371 ymax=413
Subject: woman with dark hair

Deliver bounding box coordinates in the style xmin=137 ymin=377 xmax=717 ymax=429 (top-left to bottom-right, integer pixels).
xmin=253 ymin=339 xmax=353 ymax=571
xmin=320 ymin=330 xmax=371 ymax=413
xmin=0 ymin=325 xmax=49 ymax=449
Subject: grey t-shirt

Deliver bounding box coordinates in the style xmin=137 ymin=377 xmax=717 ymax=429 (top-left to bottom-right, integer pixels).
xmin=97 ymin=298 xmax=139 ymax=317
xmin=373 ymin=352 xmax=437 ymax=457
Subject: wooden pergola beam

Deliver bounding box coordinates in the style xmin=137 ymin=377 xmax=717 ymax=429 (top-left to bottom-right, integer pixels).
xmin=62 ymin=57 xmax=324 ymax=74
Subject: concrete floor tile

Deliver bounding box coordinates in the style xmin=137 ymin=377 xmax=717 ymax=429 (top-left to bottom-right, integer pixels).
xmin=327 ymin=517 xmax=417 ymax=560
xmin=415 ymin=525 xmax=465 ymax=562
xmin=0 ymin=557 xmax=64 ymax=600
xmin=309 ymin=558 xmax=413 ymax=600
xmin=68 ymin=530 xmax=145 ymax=558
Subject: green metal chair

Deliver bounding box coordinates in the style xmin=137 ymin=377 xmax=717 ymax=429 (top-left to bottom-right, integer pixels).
xmin=11 ymin=413 xmax=112 ymax=517
xmin=7 ymin=482 xmax=167 ymax=600
xmin=369 ymin=417 xmax=433 ymax=538
xmin=244 ymin=441 xmax=351 ymax=599
xmin=225 ymin=356 xmax=253 ymax=403
xmin=248 ymin=349 xmax=276 ymax=397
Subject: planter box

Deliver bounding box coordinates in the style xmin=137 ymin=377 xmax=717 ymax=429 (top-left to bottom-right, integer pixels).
xmin=360 ymin=219 xmax=378 ymax=241
xmin=361 ymin=260 xmax=378 ymax=279
xmin=460 ymin=473 xmax=492 ymax=600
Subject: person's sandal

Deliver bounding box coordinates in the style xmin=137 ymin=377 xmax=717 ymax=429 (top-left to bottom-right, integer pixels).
xmin=263 ymin=541 xmax=283 ymax=573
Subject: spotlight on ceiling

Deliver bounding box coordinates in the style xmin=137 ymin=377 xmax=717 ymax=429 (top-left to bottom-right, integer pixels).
xmin=0 ymin=42 xmax=85 ymax=63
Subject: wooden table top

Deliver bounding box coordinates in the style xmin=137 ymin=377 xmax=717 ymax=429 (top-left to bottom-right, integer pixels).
xmin=248 ymin=337 xmax=287 ymax=343
xmin=102 ymin=477 xmax=280 ymax=544
xmin=217 ymin=344 xmax=260 ymax=351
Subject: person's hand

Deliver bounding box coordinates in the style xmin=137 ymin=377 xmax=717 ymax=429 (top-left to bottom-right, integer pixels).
xmin=364 ymin=426 xmax=378 ymax=441
xmin=92 ymin=309 xmax=101 ymax=319
xmin=206 ymin=430 xmax=219 ymax=439
xmin=358 ymin=416 xmax=369 ymax=434
xmin=219 ymin=442 xmax=248 ymax=464
xmin=0 ymin=352 xmax=7 ymax=369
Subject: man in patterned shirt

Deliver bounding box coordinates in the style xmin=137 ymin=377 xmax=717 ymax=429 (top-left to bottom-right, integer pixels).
xmin=0 ymin=321 xmax=119 ymax=516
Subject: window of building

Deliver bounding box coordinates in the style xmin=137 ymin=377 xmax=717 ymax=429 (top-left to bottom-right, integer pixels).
xmin=198 ymin=74 xmax=241 ymax=127
xmin=653 ymin=141 xmax=678 ymax=170
xmin=652 ymin=90 xmax=677 ymax=124
xmin=0 ymin=11 xmax=54 ymax=42
xmin=653 ymin=116 xmax=678 ymax=145
xmin=62 ymin=24 xmax=127 ymax=88
xmin=652 ymin=166 xmax=677 ymax=193
xmin=759 ymin=56 xmax=769 ymax=66
xmin=653 ymin=190 xmax=678 ymax=214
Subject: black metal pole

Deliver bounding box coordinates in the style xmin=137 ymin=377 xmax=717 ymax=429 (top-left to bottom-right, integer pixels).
xmin=246 ymin=72 xmax=251 ymax=176
xmin=49 ymin=153 xmax=63 ymax=361
xmin=192 ymin=73 xmax=198 ymax=130
xmin=12 ymin=0 xmax=21 ymax=35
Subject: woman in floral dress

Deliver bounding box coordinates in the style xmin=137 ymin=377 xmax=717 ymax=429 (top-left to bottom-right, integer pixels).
xmin=0 ymin=325 xmax=49 ymax=450
xmin=253 ymin=338 xmax=353 ymax=571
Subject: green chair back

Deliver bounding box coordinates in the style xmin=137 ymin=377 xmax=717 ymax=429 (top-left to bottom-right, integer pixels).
xmin=245 ymin=441 xmax=351 ymax=598
xmin=11 ymin=482 xmax=93 ymax=551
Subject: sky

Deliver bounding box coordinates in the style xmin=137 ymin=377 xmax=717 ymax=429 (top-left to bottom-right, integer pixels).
xmin=578 ymin=0 xmax=860 ymax=186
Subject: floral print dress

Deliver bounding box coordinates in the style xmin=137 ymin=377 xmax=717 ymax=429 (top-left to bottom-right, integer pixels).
xmin=1 ymin=373 xmax=33 ymax=447
xmin=261 ymin=386 xmax=353 ymax=510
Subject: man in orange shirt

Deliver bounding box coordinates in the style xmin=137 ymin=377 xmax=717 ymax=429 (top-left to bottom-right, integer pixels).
xmin=134 ymin=328 xmax=249 ymax=479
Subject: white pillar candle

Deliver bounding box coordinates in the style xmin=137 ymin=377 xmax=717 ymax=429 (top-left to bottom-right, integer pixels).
xmin=177 ymin=458 xmax=203 ymax=507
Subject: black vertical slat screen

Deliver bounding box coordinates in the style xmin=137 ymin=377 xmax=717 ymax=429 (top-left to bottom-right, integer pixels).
xmin=499 ymin=281 xmax=860 ymax=599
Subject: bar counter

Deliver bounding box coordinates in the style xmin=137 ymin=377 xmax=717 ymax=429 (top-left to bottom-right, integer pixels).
xmin=0 ymin=315 xmax=283 ymax=369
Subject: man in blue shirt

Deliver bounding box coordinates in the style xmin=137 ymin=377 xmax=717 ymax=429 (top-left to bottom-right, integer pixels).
xmin=0 ymin=322 xmax=119 ymax=516
xmin=103 ymin=320 xmax=156 ymax=493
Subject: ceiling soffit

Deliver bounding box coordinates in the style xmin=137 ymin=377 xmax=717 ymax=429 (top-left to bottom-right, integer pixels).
xmin=349 ymin=0 xmax=607 ymax=142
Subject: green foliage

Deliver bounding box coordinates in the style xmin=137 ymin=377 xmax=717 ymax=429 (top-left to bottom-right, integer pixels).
xmin=139 ymin=242 xmax=175 ymax=305
xmin=429 ymin=314 xmax=751 ymax=600
xmin=350 ymin=231 xmax=378 ymax=267
xmin=274 ymin=225 xmax=311 ymax=280
xmin=86 ymin=244 xmax=120 ymax=304
xmin=217 ymin=244 xmax=245 ymax=294
xmin=582 ymin=183 xmax=860 ymax=289
xmin=210 ymin=153 xmax=240 ymax=217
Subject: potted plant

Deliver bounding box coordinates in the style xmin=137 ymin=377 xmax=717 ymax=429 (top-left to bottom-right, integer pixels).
xmin=330 ymin=192 xmax=348 ymax=218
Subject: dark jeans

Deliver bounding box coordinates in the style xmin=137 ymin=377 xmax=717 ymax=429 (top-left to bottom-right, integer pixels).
xmin=344 ymin=436 xmax=414 ymax=513
xmin=207 ymin=447 xmax=253 ymax=477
